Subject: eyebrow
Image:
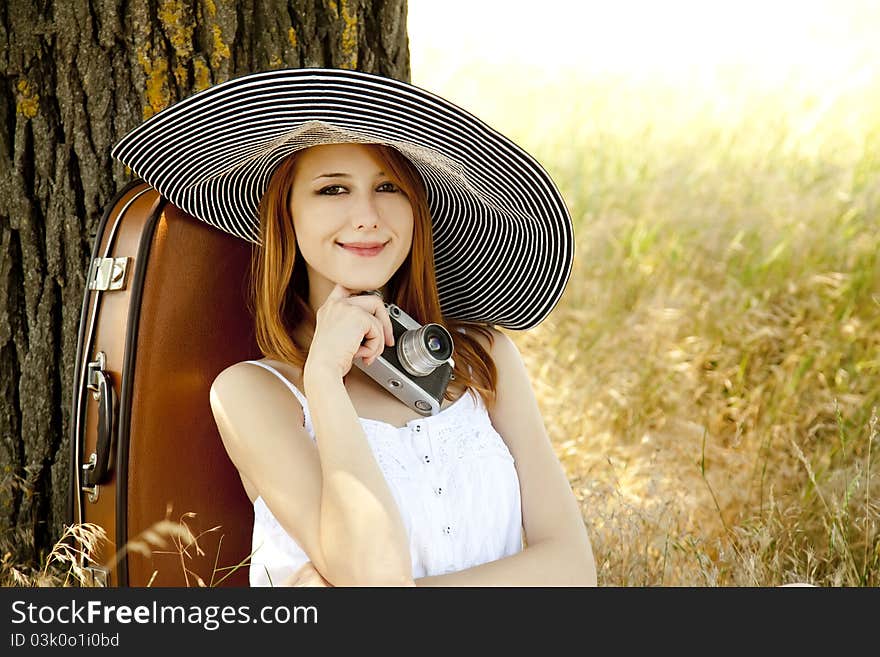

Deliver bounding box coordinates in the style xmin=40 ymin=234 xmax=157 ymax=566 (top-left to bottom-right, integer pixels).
xmin=312 ymin=171 xmax=387 ymax=182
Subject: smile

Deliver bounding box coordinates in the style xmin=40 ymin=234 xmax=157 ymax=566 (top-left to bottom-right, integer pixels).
xmin=337 ymin=241 xmax=388 ymax=257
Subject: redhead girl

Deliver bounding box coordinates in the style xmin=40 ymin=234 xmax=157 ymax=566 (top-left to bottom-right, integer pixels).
xmin=112 ymin=68 xmax=596 ymax=587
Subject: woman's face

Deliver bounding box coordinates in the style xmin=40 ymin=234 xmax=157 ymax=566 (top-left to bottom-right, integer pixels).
xmin=290 ymin=143 xmax=415 ymax=298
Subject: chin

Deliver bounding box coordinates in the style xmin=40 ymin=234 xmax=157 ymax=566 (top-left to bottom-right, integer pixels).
xmin=337 ymin=276 xmax=393 ymax=293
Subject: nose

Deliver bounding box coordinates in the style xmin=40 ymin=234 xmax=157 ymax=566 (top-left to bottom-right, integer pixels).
xmin=352 ymin=193 xmax=381 ymax=231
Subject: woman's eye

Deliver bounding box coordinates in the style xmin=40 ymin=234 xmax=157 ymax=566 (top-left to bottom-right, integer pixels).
xmin=318 ymin=185 xmax=346 ymax=195
xmin=377 ymin=182 xmax=400 ymax=193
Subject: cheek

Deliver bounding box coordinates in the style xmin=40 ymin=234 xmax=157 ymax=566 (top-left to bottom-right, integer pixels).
xmin=291 ymin=201 xmax=326 ymax=244
xmin=291 ymin=218 xmax=324 ymax=267
xmin=403 ymin=223 xmax=414 ymax=255
xmin=393 ymin=220 xmax=414 ymax=268
xmin=296 ymin=234 xmax=326 ymax=270
xmin=395 ymin=205 xmax=415 ymax=248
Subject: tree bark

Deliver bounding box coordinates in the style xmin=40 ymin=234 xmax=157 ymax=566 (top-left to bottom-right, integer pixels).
xmin=0 ymin=0 xmax=409 ymax=563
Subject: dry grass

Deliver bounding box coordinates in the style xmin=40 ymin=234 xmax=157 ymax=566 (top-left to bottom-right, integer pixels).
xmin=503 ymin=66 xmax=880 ymax=586
xmin=0 ymin=499 xmax=252 ymax=587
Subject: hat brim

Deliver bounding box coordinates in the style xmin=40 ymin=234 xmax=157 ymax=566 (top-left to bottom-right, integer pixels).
xmin=111 ymin=68 xmax=573 ymax=330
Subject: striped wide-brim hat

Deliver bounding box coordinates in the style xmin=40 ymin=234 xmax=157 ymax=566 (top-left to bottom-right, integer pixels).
xmin=111 ymin=67 xmax=573 ymax=330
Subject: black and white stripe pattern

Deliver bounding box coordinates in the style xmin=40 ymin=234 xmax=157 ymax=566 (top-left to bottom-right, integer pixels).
xmin=111 ymin=68 xmax=573 ymax=330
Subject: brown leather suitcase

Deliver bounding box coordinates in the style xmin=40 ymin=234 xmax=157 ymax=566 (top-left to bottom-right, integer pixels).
xmin=68 ymin=180 xmax=260 ymax=586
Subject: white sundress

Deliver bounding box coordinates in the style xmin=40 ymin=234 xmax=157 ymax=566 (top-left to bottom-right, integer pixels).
xmin=243 ymin=360 xmax=524 ymax=586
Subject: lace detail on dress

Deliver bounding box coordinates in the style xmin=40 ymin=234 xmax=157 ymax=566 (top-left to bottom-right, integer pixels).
xmin=358 ymin=424 xmax=413 ymax=479
xmin=428 ymin=392 xmax=514 ymax=464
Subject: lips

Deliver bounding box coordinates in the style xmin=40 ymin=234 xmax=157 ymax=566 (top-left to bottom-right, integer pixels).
xmin=337 ymin=241 xmax=388 ymax=257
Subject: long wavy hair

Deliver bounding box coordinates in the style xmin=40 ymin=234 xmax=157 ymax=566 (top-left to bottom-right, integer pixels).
xmin=249 ymin=143 xmax=498 ymax=407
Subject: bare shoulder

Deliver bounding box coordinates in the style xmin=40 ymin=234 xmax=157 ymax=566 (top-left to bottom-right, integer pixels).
xmin=480 ymin=328 xmax=539 ymax=427
xmin=209 ymin=359 xmax=312 ymax=505
xmin=459 ymin=325 xmax=517 ymax=358
xmin=489 ymin=328 xmax=522 ymax=362
xmin=211 ymin=360 xmax=266 ymax=415
xmin=208 ymin=360 xmax=326 ymax=559
xmin=209 ymin=359 xmax=306 ymax=444
xmin=211 ymin=359 xmax=262 ymax=394
xmin=212 ymin=358 xmax=301 ymax=397
xmin=470 ymin=326 xmax=524 ymax=376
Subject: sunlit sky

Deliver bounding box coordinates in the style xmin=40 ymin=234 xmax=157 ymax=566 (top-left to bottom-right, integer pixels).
xmin=408 ymin=0 xmax=879 ymax=92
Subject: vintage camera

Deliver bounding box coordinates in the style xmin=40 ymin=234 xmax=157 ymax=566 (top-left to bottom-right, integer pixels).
xmin=353 ymin=298 xmax=455 ymax=416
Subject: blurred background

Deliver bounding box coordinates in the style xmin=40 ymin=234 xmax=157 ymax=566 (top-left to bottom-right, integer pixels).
xmin=408 ymin=0 xmax=880 ymax=585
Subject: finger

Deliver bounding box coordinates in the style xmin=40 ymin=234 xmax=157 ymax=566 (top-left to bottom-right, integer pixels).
xmin=345 ymin=296 xmax=395 ymax=346
xmin=291 ymin=562 xmax=330 ymax=587
xmin=363 ymin=316 xmax=385 ymax=363
xmin=378 ymin=304 xmax=394 ymax=347
xmin=286 ymin=561 xmax=313 ymax=585
xmin=299 ymin=572 xmax=327 ymax=587
xmin=344 ymin=294 xmax=384 ymax=314
xmin=286 ymin=561 xmax=326 ymax=587
xmin=291 ymin=574 xmax=312 ymax=587
xmin=357 ymin=315 xmax=385 ymax=364
xmin=327 ymin=283 xmax=356 ymax=302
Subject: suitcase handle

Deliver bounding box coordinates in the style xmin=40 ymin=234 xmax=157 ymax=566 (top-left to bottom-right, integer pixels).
xmin=83 ymin=365 xmax=117 ymax=488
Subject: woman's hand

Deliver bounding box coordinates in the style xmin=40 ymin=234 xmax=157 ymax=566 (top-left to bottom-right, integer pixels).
xmin=305 ymin=284 xmax=395 ymax=380
xmin=284 ymin=561 xmax=334 ymax=587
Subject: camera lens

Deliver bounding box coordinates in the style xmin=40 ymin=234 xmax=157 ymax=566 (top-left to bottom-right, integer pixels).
xmin=423 ymin=325 xmax=453 ymax=358
xmin=398 ymin=323 xmax=454 ymax=377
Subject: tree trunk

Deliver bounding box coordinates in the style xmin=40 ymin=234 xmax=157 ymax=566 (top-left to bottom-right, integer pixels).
xmin=0 ymin=0 xmax=409 ymax=564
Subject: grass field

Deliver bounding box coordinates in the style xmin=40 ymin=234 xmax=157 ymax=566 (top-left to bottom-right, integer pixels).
xmin=512 ymin=72 xmax=880 ymax=584
xmin=419 ymin=33 xmax=880 ymax=584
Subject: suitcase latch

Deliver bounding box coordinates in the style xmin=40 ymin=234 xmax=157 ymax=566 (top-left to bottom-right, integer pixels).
xmin=87 ymin=352 xmax=107 ymax=400
xmin=84 ymin=564 xmax=109 ymax=587
xmin=81 ymin=453 xmax=100 ymax=503
xmin=88 ymin=257 xmax=129 ymax=291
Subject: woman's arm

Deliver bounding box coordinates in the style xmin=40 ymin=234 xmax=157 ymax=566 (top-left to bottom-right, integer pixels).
xmin=414 ymin=329 xmax=597 ymax=586
xmin=303 ymin=368 xmax=414 ymax=586
xmin=211 ymin=285 xmax=415 ymax=587
xmin=303 ymin=284 xmax=414 ymax=586
xmin=211 ymin=366 xmax=412 ymax=587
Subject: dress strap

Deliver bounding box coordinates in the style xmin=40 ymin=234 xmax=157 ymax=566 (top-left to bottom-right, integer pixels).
xmin=243 ymin=360 xmax=314 ymax=436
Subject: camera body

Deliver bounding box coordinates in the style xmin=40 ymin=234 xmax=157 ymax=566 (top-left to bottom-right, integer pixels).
xmin=353 ymin=303 xmax=455 ymax=416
